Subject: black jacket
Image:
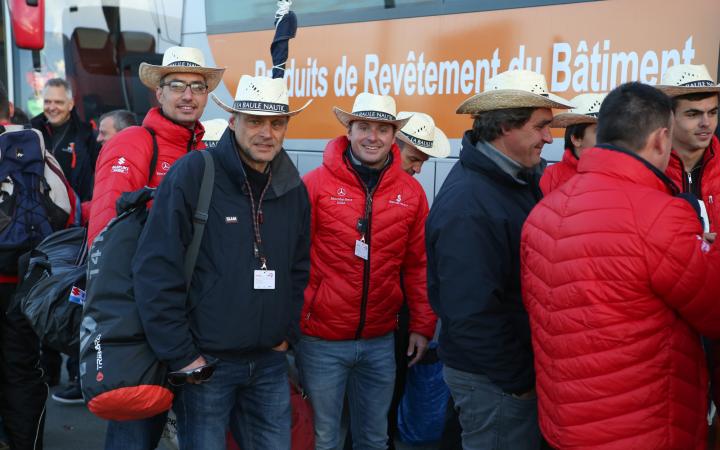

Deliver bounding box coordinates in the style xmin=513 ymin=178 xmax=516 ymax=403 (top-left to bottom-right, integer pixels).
xmin=425 ymin=131 xmax=542 ymax=394
xmin=133 ymin=129 xmax=311 ymax=371
xmin=31 ymin=109 xmax=97 ymax=200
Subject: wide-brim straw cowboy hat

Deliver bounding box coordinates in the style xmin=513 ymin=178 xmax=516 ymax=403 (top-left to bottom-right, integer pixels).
xmin=457 ymin=70 xmax=573 ymax=114
xmin=551 ymin=93 xmax=607 ymax=128
xmin=212 ymin=75 xmax=311 ymax=117
xmin=201 ymin=118 xmax=228 ymax=144
xmin=334 ymin=92 xmax=411 ymax=129
xmin=656 ymin=64 xmax=720 ymax=98
xmin=139 ymin=46 xmax=226 ymax=92
xmin=396 ymin=111 xmax=450 ymax=158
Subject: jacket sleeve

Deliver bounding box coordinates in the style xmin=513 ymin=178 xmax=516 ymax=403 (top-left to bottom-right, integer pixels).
xmin=645 ymin=198 xmax=720 ymax=337
xmin=288 ymin=183 xmax=311 ymax=346
xmin=132 ymin=155 xmax=200 ymax=371
xmin=87 ymin=128 xmax=152 ymax=246
xmin=402 ymin=192 xmax=437 ymax=339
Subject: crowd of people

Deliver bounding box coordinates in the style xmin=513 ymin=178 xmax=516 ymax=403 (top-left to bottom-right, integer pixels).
xmin=0 ymin=42 xmax=718 ymax=450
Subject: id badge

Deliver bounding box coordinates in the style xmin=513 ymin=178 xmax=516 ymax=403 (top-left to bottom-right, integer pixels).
xmin=254 ymin=270 xmax=276 ymax=290
xmin=355 ymin=240 xmax=369 ymax=260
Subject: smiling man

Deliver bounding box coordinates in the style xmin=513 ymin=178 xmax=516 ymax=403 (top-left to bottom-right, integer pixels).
xmin=86 ymin=46 xmax=225 ymax=450
xmin=299 ymin=93 xmax=437 ymax=449
xmin=425 ymin=70 xmax=572 ymax=449
xmin=30 ymin=78 xmax=97 ymax=200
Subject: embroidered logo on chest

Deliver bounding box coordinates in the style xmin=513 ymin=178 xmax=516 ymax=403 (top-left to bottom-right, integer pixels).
xmin=330 ymin=186 xmax=354 ymax=205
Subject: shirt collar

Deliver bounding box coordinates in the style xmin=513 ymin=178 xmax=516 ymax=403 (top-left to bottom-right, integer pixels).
xmin=475 ymin=139 xmax=528 ymax=184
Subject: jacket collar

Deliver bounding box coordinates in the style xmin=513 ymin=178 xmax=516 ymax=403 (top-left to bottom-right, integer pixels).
xmin=459 ymin=131 xmax=544 ymax=187
xmin=143 ymin=107 xmax=205 ymax=147
xmin=579 ymin=144 xmax=679 ymax=195
xmin=211 ymin=128 xmax=301 ymax=199
xmin=668 ymin=134 xmax=718 ymax=174
xmin=322 ymin=135 xmax=404 ymax=189
xmin=561 ymin=147 xmax=579 ymax=169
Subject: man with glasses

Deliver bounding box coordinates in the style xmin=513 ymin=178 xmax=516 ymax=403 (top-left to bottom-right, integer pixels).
xmin=87 ymin=46 xmax=225 ymax=450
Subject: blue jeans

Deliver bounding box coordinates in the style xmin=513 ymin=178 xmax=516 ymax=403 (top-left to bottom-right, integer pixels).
xmin=174 ymin=351 xmax=290 ymax=450
xmin=443 ymin=366 xmax=540 ymax=450
xmin=104 ymin=412 xmax=167 ymax=450
xmin=298 ymin=333 xmax=395 ymax=450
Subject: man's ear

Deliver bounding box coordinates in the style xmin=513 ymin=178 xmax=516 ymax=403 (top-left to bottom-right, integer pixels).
xmin=155 ymin=87 xmax=163 ymax=103
xmin=570 ymin=134 xmax=583 ymax=150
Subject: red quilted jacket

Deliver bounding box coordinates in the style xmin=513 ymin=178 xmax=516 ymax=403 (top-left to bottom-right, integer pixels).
xmin=301 ymin=136 xmax=436 ymax=340
xmin=521 ymin=146 xmax=720 ymax=450
xmin=87 ymin=108 xmax=205 ymax=245
xmin=539 ymin=148 xmax=578 ymax=195
xmin=665 ymin=135 xmax=720 ymax=232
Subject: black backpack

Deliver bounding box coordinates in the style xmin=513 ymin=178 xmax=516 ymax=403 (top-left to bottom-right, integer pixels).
xmin=79 ymin=150 xmax=214 ymax=421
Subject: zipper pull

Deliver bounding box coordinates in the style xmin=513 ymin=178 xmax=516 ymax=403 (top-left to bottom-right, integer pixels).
xmin=710 ymin=195 xmax=714 ymax=204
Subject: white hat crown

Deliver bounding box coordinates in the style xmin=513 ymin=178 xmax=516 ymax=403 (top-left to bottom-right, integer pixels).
xmin=201 ymin=118 xmax=228 ymax=144
xmin=161 ymin=46 xmax=208 ymax=69
xmin=661 ymin=64 xmax=716 ymax=88
xmin=232 ymin=75 xmax=291 ymax=114
xmin=568 ymin=93 xmax=606 ymax=117
xmin=487 ymin=70 xmax=551 ymax=96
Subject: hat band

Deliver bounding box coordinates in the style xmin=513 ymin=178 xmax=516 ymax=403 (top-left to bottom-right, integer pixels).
xmin=401 ymin=131 xmax=433 ymax=149
xmin=353 ymin=110 xmax=396 ymax=121
xmin=233 ymin=100 xmax=289 ymax=114
xmin=679 ymin=80 xmax=715 ymax=87
xmin=204 ymin=141 xmax=219 ymax=148
xmin=167 ymin=61 xmax=202 ymax=67
xmin=586 ymin=112 xmax=600 ymax=118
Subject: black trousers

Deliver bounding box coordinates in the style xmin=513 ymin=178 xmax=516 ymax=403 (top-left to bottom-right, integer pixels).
xmin=1 ymin=260 xmax=48 ymax=450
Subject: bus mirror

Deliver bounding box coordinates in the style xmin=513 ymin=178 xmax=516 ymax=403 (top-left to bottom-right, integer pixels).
xmin=9 ymin=0 xmax=45 ymax=50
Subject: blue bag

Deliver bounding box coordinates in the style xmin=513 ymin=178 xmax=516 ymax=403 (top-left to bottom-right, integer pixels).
xmin=397 ymin=343 xmax=450 ymax=445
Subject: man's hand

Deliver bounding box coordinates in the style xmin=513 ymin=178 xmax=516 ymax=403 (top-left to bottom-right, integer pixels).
xmin=407 ymin=332 xmax=429 ymax=367
xmin=704 ymin=232 xmax=717 ymax=244
xmin=272 ymin=340 xmax=289 ymax=352
xmin=178 ymin=356 xmax=207 ymax=384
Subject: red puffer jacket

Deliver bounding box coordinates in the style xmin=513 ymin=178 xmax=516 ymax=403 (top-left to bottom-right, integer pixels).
xmin=665 ymin=135 xmax=720 ymax=232
xmin=302 ymin=136 xmax=436 ymax=340
xmin=539 ymin=148 xmax=578 ymax=195
xmin=87 ymin=108 xmax=205 ymax=245
xmin=521 ymin=146 xmax=720 ymax=450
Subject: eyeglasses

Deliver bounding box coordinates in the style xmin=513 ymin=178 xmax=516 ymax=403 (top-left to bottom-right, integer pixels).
xmin=160 ymin=80 xmax=209 ymax=94
xmin=167 ymin=364 xmax=216 ymax=386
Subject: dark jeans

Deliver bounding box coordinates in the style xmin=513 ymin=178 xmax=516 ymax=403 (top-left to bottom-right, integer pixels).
xmin=444 ymin=366 xmax=540 ymax=450
xmin=174 ymin=352 xmax=290 ymax=449
xmin=104 ymin=413 xmax=167 ymax=450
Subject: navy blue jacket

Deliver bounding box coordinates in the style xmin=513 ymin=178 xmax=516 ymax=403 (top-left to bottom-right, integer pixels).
xmin=133 ymin=129 xmax=311 ymax=371
xmin=426 ymin=132 xmax=542 ymax=394
xmin=31 ymin=109 xmax=97 ymax=200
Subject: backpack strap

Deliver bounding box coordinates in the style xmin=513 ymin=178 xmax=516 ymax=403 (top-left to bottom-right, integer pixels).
xmin=184 ymin=150 xmax=214 ymax=289
xmin=143 ymin=127 xmax=159 ymax=185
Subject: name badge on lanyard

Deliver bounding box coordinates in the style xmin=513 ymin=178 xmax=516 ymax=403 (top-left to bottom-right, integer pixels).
xmin=254 ymin=269 xmax=276 ymax=290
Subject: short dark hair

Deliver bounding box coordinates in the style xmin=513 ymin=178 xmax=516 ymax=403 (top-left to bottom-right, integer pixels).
xmin=0 ymin=80 xmax=9 ymax=121
xmin=596 ymin=82 xmax=672 ymax=152
xmin=671 ymin=91 xmax=719 ymax=111
xmin=564 ymin=123 xmax=591 ymax=152
xmin=99 ymin=109 xmax=137 ymax=132
xmin=10 ymin=107 xmax=29 ymax=125
xmin=470 ymin=107 xmax=535 ymax=144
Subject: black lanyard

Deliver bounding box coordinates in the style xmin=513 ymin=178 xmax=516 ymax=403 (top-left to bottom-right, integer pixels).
xmin=245 ymin=171 xmax=272 ymax=269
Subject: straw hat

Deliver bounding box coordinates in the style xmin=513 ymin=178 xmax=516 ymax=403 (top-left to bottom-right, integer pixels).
xmin=656 ymin=64 xmax=720 ymax=98
xmin=396 ymin=112 xmax=450 ymax=158
xmin=212 ymin=75 xmax=311 ymax=117
xmin=334 ymin=93 xmax=410 ymax=128
xmin=201 ymin=119 xmax=228 ymax=147
xmin=551 ymin=93 xmax=607 ymax=128
xmin=139 ymin=46 xmax=225 ymax=92
xmin=457 ymin=70 xmax=573 ymax=114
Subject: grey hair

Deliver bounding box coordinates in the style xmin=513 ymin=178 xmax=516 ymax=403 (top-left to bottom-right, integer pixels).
xmin=43 ymin=78 xmax=73 ymax=100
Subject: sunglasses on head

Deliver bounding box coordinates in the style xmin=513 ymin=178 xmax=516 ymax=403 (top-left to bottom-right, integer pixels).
xmin=167 ymin=363 xmax=216 ymax=387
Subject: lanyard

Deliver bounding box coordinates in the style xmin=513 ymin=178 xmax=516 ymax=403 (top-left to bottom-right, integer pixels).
xmin=245 ymin=171 xmax=272 ymax=269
